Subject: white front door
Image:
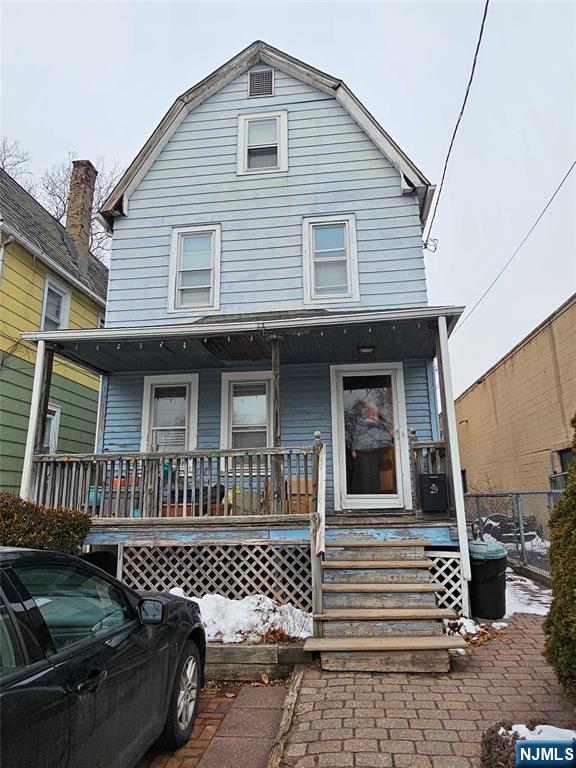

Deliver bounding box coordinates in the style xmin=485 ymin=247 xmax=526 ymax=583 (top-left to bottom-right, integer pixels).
xmin=330 ymin=363 xmax=412 ymax=510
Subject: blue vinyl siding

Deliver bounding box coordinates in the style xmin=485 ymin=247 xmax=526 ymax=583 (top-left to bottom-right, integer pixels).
xmin=106 ymin=67 xmax=427 ymax=327
xmin=103 ymin=360 xmax=434 ymax=512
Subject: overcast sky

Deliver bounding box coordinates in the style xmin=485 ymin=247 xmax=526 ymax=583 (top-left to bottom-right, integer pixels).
xmin=2 ymin=0 xmax=575 ymax=395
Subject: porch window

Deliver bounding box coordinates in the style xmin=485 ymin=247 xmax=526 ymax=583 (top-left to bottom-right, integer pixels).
xmin=41 ymin=279 xmax=70 ymax=331
xmin=237 ymin=112 xmax=288 ymax=175
xmin=221 ymin=373 xmax=272 ymax=449
xmin=40 ymin=404 xmax=60 ymax=453
xmin=168 ymin=225 xmax=221 ymax=312
xmin=141 ymin=374 xmax=199 ymax=452
xmin=303 ymin=215 xmax=359 ymax=303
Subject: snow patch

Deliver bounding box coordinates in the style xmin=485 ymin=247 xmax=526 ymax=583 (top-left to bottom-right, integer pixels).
xmin=505 ymin=572 xmax=552 ymax=617
xmin=170 ymin=588 xmax=312 ymax=643
xmin=444 ymin=617 xmax=482 ymax=636
xmin=499 ymin=724 xmax=576 ymax=741
xmin=491 ymin=622 xmax=508 ymax=630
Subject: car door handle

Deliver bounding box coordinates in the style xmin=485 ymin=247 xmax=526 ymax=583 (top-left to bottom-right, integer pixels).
xmin=76 ymin=669 xmax=107 ymax=695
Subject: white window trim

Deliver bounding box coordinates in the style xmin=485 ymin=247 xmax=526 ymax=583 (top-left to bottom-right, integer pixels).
xmin=167 ymin=224 xmax=221 ymax=313
xmin=43 ymin=403 xmax=61 ymax=453
xmin=329 ymin=362 xmax=412 ymax=511
xmin=41 ymin=277 xmax=71 ymax=331
xmin=220 ymin=371 xmax=273 ymax=450
xmin=237 ymin=111 xmax=288 ymax=176
xmin=247 ymin=68 xmax=275 ymax=98
xmin=140 ymin=374 xmax=199 ymax=452
xmin=302 ymin=214 xmax=360 ymax=304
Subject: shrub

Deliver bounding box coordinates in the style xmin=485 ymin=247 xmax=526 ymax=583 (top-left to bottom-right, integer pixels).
xmin=0 ymin=492 xmax=91 ymax=555
xmin=544 ymin=414 xmax=576 ymax=696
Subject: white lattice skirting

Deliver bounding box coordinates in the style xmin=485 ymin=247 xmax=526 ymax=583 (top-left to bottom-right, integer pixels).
xmin=120 ymin=542 xmax=313 ymax=612
xmin=428 ymin=551 xmax=466 ymax=614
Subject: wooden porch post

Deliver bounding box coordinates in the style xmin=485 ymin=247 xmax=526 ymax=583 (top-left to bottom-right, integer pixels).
xmin=270 ymin=335 xmax=283 ymax=514
xmin=20 ymin=340 xmax=54 ymax=500
xmin=436 ymin=316 xmax=472 ymax=588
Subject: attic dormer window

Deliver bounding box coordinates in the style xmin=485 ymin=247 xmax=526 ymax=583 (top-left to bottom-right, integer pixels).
xmin=249 ymin=69 xmax=274 ymax=97
xmin=237 ymin=111 xmax=288 ymax=175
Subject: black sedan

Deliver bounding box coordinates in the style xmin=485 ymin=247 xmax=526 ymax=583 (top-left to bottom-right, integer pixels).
xmin=0 ymin=547 xmax=205 ymax=768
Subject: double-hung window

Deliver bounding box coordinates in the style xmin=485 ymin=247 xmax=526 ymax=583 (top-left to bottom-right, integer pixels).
xmin=237 ymin=112 xmax=288 ymax=175
xmin=141 ymin=375 xmax=198 ymax=452
xmin=169 ymin=225 xmax=221 ymax=312
xmin=303 ymin=214 xmax=359 ymax=303
xmin=41 ymin=278 xmax=70 ymax=331
xmin=41 ymin=404 xmax=61 ymax=453
xmin=221 ymin=373 xmax=272 ymax=449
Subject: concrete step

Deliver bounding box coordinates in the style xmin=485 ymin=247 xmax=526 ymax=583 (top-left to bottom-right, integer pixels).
xmin=322 ymin=582 xmax=443 ymax=593
xmin=314 ymin=608 xmax=457 ymax=620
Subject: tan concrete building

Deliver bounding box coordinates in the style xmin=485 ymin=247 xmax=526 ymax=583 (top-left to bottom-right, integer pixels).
xmin=455 ymin=293 xmax=575 ymax=491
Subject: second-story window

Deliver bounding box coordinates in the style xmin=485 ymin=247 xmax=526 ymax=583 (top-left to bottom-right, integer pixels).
xmin=41 ymin=278 xmax=70 ymax=331
xmin=237 ymin=111 xmax=288 ymax=175
xmin=302 ymin=214 xmax=360 ymax=303
xmin=168 ymin=225 xmax=221 ymax=312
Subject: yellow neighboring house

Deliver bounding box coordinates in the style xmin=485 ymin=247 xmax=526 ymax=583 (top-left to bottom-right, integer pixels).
xmin=455 ymin=292 xmax=575 ymax=492
xmin=0 ymin=163 xmax=108 ymax=494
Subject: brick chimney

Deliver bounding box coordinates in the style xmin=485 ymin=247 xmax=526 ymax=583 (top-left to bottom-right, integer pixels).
xmin=66 ymin=159 xmax=97 ymax=264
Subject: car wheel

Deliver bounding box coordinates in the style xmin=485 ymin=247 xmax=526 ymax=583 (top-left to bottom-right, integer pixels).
xmin=157 ymin=640 xmax=201 ymax=750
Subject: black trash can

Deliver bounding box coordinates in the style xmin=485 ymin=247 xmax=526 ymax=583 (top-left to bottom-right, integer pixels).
xmin=468 ymin=540 xmax=507 ymax=619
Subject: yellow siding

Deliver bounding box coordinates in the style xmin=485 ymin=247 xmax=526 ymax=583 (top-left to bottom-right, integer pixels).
xmin=0 ymin=241 xmax=102 ymax=389
xmin=455 ymin=295 xmax=576 ymax=491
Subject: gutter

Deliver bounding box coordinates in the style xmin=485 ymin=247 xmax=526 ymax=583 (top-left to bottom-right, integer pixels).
xmin=21 ymin=304 xmax=465 ymax=344
xmin=0 ymin=222 xmax=106 ymax=309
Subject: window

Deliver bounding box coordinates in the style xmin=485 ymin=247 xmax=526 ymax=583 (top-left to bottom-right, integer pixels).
xmin=237 ymin=111 xmax=288 ymax=175
xmin=461 ymin=469 xmax=468 ymax=494
xmin=303 ymin=214 xmax=359 ymax=303
xmin=248 ymin=69 xmax=274 ymax=97
xmin=40 ymin=404 xmax=61 ymax=454
xmin=98 ymin=314 xmax=106 ymax=328
xmin=0 ymin=595 xmax=26 ymax=674
xmin=168 ymin=225 xmax=221 ymax=312
xmin=559 ymin=448 xmax=573 ymax=473
xmin=141 ymin=374 xmax=198 ymax=452
xmin=221 ymin=372 xmax=272 ymax=449
xmin=12 ymin=564 xmax=133 ymax=653
xmin=41 ymin=278 xmax=70 ymax=331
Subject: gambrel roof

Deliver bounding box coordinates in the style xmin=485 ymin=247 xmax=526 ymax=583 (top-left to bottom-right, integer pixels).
xmin=100 ymin=41 xmax=434 ymax=229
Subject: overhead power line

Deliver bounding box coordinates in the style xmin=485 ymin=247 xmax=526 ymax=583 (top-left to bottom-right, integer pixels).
xmin=423 ymin=0 xmax=490 ymax=249
xmin=454 ymin=159 xmax=576 ymax=333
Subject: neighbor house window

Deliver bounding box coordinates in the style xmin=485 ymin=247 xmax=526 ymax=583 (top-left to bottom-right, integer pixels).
xmin=41 ymin=278 xmax=70 ymax=331
xmin=237 ymin=112 xmax=288 ymax=175
xmin=141 ymin=375 xmax=199 ymax=452
xmin=168 ymin=225 xmax=221 ymax=312
xmin=303 ymin=214 xmax=359 ymax=303
xmin=40 ymin=404 xmax=61 ymax=453
xmin=220 ymin=372 xmax=272 ymax=449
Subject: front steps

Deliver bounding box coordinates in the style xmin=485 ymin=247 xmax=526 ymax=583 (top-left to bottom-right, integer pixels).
xmin=304 ymin=538 xmax=466 ymax=672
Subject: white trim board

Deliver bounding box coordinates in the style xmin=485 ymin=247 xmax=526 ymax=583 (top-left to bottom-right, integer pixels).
xmin=140 ymin=373 xmax=199 ymax=452
xmin=329 ymin=362 xmax=413 ymax=512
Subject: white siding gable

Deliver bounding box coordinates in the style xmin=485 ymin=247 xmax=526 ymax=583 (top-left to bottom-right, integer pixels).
xmin=106 ymin=67 xmax=427 ymax=327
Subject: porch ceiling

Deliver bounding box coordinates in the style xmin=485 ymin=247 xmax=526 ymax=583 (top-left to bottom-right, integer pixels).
xmin=21 ymin=306 xmax=463 ymax=374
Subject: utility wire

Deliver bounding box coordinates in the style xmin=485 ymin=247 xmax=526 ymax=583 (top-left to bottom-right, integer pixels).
xmin=423 ymin=0 xmax=490 ymax=249
xmin=454 ymin=159 xmax=576 ymax=333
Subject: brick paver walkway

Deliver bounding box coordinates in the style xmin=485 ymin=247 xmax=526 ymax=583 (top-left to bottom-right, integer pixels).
xmin=281 ymin=615 xmax=575 ymax=768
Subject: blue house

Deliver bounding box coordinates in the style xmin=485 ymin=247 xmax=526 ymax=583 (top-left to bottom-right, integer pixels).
xmin=22 ymin=42 xmax=469 ymax=671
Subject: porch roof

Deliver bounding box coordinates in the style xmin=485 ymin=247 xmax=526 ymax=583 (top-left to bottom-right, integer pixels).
xmin=21 ymin=305 xmax=463 ymax=374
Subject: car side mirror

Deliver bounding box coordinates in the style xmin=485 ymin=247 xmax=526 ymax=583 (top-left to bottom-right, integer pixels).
xmin=139 ymin=598 xmax=164 ymax=625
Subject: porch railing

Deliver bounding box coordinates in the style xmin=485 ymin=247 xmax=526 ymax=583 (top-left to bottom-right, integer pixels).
xmin=31 ymin=443 xmax=323 ymax=519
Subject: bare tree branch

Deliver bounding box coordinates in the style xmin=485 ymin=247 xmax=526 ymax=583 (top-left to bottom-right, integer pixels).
xmin=0 ymin=137 xmax=36 ymax=193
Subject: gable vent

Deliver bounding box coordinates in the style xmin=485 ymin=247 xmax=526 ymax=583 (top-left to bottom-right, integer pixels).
xmin=249 ymin=69 xmax=274 ymax=97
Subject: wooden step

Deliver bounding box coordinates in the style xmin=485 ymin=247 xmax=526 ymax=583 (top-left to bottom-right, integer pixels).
xmin=326 ymin=539 xmax=430 ymax=547
xmin=322 ymin=582 xmax=444 ymax=593
xmin=322 ymin=559 xmax=434 ymax=569
xmin=320 ymin=649 xmax=451 ymax=673
xmin=314 ymin=608 xmax=457 ymax=620
xmin=304 ymin=635 xmax=467 ymax=652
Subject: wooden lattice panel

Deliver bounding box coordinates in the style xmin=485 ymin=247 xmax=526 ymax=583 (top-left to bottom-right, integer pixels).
xmin=120 ymin=543 xmax=312 ymax=612
xmin=429 ymin=554 xmax=464 ymax=613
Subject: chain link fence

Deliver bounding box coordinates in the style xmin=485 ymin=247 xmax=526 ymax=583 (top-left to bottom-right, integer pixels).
xmin=464 ymin=491 xmax=564 ymax=578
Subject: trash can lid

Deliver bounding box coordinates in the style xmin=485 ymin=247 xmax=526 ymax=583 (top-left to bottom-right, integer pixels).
xmin=468 ymin=539 xmax=507 ymax=560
